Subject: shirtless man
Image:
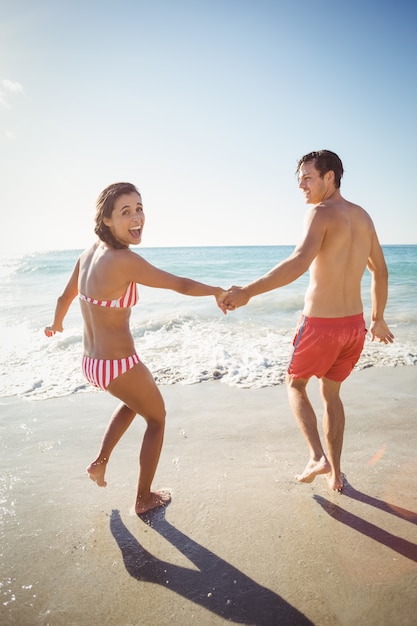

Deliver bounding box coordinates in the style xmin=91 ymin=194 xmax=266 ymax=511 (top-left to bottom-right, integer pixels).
xmin=224 ymin=150 xmax=394 ymax=491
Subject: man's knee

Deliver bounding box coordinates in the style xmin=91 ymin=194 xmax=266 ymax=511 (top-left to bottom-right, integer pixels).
xmin=286 ymin=373 xmax=309 ymax=391
xmin=320 ymin=377 xmax=343 ymax=406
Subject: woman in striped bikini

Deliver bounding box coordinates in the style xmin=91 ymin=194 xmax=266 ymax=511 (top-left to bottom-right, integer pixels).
xmin=45 ymin=182 xmax=227 ymax=515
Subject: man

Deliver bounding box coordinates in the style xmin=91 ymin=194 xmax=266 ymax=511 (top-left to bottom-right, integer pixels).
xmin=224 ymin=150 xmax=394 ymax=491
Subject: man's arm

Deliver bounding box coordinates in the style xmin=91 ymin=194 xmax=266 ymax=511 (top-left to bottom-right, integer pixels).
xmin=225 ymin=207 xmax=326 ymax=309
xmin=366 ymin=234 xmax=394 ymax=344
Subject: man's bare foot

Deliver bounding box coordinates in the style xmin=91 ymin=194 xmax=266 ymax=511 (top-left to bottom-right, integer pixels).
xmin=135 ymin=490 xmax=171 ymax=516
xmin=86 ymin=457 xmax=108 ymax=487
xmin=325 ymin=472 xmax=344 ymax=492
xmin=295 ymin=457 xmax=331 ymax=484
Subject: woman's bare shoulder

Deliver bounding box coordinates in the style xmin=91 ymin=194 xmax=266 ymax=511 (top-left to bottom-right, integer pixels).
xmin=79 ymin=241 xmax=100 ymax=262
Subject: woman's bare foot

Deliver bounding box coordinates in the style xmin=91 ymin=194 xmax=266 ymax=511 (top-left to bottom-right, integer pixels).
xmin=86 ymin=457 xmax=108 ymax=487
xmin=325 ymin=472 xmax=344 ymax=492
xmin=135 ymin=490 xmax=171 ymax=516
xmin=295 ymin=457 xmax=331 ymax=484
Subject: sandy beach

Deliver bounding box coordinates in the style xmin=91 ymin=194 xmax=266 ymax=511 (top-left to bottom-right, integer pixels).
xmin=1 ymin=365 xmax=416 ymax=625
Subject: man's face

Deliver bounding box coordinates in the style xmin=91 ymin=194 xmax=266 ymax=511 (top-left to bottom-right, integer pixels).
xmin=297 ymin=161 xmax=329 ymax=204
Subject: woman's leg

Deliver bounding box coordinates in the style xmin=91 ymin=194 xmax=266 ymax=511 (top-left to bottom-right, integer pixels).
xmin=105 ymin=360 xmax=170 ymax=514
xmin=87 ymin=402 xmax=136 ymax=487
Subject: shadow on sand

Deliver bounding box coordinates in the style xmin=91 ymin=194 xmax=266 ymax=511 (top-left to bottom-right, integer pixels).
xmin=342 ymin=481 xmax=417 ymax=524
xmin=314 ymin=480 xmax=417 ymax=562
xmin=110 ymin=507 xmax=313 ymax=625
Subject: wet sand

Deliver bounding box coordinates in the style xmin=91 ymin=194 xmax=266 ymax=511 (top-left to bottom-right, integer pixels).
xmin=1 ymin=366 xmax=416 ymax=625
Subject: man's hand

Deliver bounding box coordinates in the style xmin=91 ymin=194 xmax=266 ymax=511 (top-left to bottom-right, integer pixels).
xmin=369 ymin=319 xmax=394 ymax=344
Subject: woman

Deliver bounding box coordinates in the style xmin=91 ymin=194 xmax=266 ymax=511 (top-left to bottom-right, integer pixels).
xmin=45 ymin=182 xmax=227 ymax=515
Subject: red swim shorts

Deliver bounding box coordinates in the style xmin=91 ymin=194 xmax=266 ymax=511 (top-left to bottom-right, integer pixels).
xmin=287 ymin=313 xmax=366 ymax=382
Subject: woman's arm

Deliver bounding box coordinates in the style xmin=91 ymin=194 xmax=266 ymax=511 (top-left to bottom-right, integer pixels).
xmin=44 ymin=260 xmax=80 ymax=336
xmin=127 ymin=253 xmax=228 ymax=313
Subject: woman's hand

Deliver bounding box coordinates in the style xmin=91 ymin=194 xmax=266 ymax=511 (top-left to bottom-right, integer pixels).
xmin=44 ymin=325 xmax=62 ymax=337
xmin=215 ymin=288 xmax=229 ymax=315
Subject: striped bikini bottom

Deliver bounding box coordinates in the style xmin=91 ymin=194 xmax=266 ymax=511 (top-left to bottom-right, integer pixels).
xmin=82 ymin=353 xmax=140 ymax=390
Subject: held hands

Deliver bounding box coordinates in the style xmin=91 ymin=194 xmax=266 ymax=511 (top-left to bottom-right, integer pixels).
xmin=223 ymin=286 xmax=251 ymax=311
xmin=215 ymin=286 xmax=250 ymax=313
xmin=369 ymin=319 xmax=394 ymax=344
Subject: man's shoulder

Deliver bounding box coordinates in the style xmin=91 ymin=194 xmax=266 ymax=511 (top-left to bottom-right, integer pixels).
xmin=315 ymin=197 xmax=369 ymax=217
xmin=346 ymin=200 xmax=375 ymax=227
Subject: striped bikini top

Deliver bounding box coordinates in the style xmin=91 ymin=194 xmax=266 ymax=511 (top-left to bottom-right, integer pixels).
xmin=79 ymin=282 xmax=138 ymax=308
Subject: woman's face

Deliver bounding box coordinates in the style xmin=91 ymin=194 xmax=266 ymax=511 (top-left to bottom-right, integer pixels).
xmin=103 ymin=192 xmax=145 ymax=247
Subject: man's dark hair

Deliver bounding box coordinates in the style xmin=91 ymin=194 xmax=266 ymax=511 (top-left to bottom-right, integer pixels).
xmin=296 ymin=150 xmax=344 ymax=189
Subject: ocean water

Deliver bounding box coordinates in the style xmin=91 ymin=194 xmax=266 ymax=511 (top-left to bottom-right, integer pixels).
xmin=1 ymin=245 xmax=416 ymax=399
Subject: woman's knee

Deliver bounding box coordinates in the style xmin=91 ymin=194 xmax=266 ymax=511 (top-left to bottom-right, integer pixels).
xmin=147 ymin=397 xmax=166 ymax=421
xmin=147 ymin=408 xmax=166 ymax=428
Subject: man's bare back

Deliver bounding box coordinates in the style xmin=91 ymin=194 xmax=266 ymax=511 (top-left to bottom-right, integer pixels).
xmin=303 ymin=196 xmax=375 ymax=318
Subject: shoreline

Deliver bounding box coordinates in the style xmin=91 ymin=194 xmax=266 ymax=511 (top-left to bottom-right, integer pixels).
xmin=1 ymin=365 xmax=416 ymax=625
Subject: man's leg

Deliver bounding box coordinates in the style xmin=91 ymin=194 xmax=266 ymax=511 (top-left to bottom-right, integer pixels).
xmin=286 ymin=374 xmax=330 ymax=483
xmin=320 ymin=377 xmax=345 ymax=491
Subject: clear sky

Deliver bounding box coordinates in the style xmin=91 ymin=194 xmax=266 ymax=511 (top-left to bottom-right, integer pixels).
xmin=1 ymin=0 xmax=416 ymax=256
